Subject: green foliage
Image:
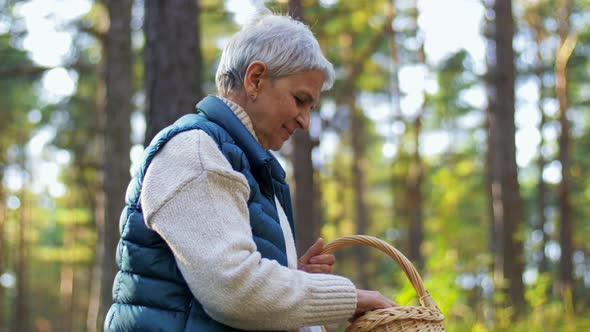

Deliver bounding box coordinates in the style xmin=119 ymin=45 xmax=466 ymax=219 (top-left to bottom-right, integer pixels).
xmin=0 ymin=33 xmax=39 ymax=150
xmin=200 ymin=0 xmax=239 ymax=92
xmin=431 ymin=50 xmax=478 ymax=126
xmin=1 ymin=0 xmax=590 ymax=330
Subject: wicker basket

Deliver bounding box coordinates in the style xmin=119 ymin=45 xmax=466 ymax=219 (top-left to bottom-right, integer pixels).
xmin=319 ymin=235 xmax=444 ymax=332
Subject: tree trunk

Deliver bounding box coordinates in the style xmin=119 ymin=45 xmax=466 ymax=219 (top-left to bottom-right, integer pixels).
xmin=87 ymin=155 xmax=105 ymax=332
xmin=15 ymin=188 xmax=29 ymax=332
xmin=0 ymin=178 xmax=4 ymax=331
xmin=407 ymin=116 xmax=424 ymax=269
xmin=488 ymin=0 xmax=526 ymax=316
xmin=288 ymin=0 xmax=303 ymax=21
xmin=59 ymin=222 xmax=75 ymax=332
xmin=335 ymin=18 xmax=389 ymax=288
xmin=555 ymin=0 xmax=575 ymax=299
xmin=536 ymin=95 xmax=549 ymax=274
xmin=384 ymin=3 xmax=407 ymax=256
xmin=406 ymin=1 xmax=425 ymax=269
xmin=385 ymin=3 xmax=401 ymax=120
xmin=102 ymin=0 xmax=133 ymax=326
xmin=350 ymin=99 xmax=370 ymax=289
xmin=531 ymin=11 xmax=549 ymax=273
xmin=86 ymin=9 xmax=107 ymax=330
xmin=87 ymin=1 xmax=133 ymax=331
xmin=483 ymin=0 xmax=497 ymax=297
xmin=59 ymin=265 xmax=75 ymax=332
xmin=144 ymin=0 xmax=203 ymax=145
xmin=292 ymin=131 xmax=321 ymax=253
xmin=288 ymin=0 xmax=322 ymax=255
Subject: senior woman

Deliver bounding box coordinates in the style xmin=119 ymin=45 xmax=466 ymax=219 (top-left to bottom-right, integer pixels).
xmin=105 ymin=13 xmax=394 ymax=332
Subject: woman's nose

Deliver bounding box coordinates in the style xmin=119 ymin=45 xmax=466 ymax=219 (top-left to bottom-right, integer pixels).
xmin=296 ymin=111 xmax=310 ymax=130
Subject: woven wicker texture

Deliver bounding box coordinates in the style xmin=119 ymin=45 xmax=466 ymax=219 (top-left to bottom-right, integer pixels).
xmin=320 ymin=235 xmax=445 ymax=332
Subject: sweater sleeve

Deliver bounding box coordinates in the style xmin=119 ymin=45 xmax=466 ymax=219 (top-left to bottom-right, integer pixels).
xmin=140 ymin=130 xmax=357 ymax=331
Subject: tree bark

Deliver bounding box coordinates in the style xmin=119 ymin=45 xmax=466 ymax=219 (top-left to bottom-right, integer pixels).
xmin=288 ymin=0 xmax=322 ymax=255
xmin=536 ymin=86 xmax=549 ymax=274
xmin=407 ymin=116 xmax=424 ymax=269
xmin=87 ymin=1 xmax=133 ymax=331
xmin=555 ymin=0 xmax=575 ymax=299
xmin=531 ymin=10 xmax=549 ymax=273
xmin=59 ymin=221 xmax=75 ymax=332
xmin=335 ymin=18 xmax=389 ymax=288
xmin=483 ymin=0 xmax=497 ymax=291
xmin=87 ymin=145 xmax=105 ymax=332
xmin=384 ymin=3 xmax=408 ymax=260
xmin=143 ymin=0 xmax=203 ymax=145
xmin=488 ymin=0 xmax=526 ymax=316
xmin=338 ymin=28 xmax=369 ymax=288
xmin=350 ymin=98 xmax=370 ymax=289
xmin=406 ymin=1 xmax=425 ymax=269
xmin=15 ymin=188 xmax=29 ymax=332
xmin=0 ymin=176 xmax=4 ymax=331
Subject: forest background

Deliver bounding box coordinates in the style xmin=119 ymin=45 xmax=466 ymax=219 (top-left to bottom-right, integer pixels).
xmin=0 ymin=0 xmax=589 ymax=331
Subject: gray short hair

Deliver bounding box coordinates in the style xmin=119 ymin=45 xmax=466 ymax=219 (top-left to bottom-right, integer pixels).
xmin=215 ymin=14 xmax=335 ymax=95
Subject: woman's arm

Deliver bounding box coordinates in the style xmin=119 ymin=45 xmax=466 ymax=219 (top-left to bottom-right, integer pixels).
xmin=141 ymin=130 xmax=357 ymax=330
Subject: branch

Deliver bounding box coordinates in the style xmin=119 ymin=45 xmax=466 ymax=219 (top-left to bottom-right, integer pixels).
xmin=78 ymin=25 xmax=107 ymax=44
xmin=555 ymin=33 xmax=578 ymax=73
xmin=337 ymin=18 xmax=392 ymax=103
xmin=65 ymin=61 xmax=98 ymax=74
xmin=0 ymin=65 xmax=49 ymax=77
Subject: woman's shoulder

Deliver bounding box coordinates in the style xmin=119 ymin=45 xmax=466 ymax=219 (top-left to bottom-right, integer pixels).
xmin=153 ymin=129 xmax=229 ymax=172
xmin=159 ymin=129 xmax=248 ymax=185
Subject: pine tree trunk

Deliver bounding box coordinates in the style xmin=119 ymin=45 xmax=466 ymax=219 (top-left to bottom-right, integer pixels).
xmin=288 ymin=0 xmax=303 ymax=21
xmin=87 ymin=1 xmax=133 ymax=331
xmin=0 ymin=179 xmax=4 ymax=331
xmin=288 ymin=0 xmax=321 ymax=255
xmin=555 ymin=0 xmax=574 ymax=299
xmin=102 ymin=0 xmax=133 ymax=326
xmin=536 ymin=103 xmax=549 ymax=274
xmin=406 ymin=1 xmax=425 ymax=269
xmin=87 ymin=161 xmax=105 ymax=332
xmin=351 ymin=100 xmax=370 ymax=289
xmin=336 ymin=19 xmax=389 ymax=288
xmin=59 ymin=265 xmax=75 ymax=332
xmin=385 ymin=3 xmax=406 ymax=254
xmin=532 ymin=13 xmax=549 ymax=273
xmin=483 ymin=2 xmax=497 ymax=303
xmin=144 ymin=0 xmax=203 ymax=145
xmin=385 ymin=3 xmax=401 ymax=120
xmin=407 ymin=116 xmax=424 ymax=269
xmin=59 ymin=222 xmax=75 ymax=332
xmin=488 ymin=0 xmax=526 ymax=316
xmin=292 ymin=132 xmax=320 ymax=253
xmin=15 ymin=189 xmax=29 ymax=332
xmin=338 ymin=26 xmax=370 ymax=288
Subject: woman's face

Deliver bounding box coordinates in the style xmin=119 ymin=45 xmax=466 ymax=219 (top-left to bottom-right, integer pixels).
xmin=246 ymin=69 xmax=324 ymax=151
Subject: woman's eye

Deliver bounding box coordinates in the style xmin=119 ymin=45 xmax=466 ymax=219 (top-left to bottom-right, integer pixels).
xmin=294 ymin=96 xmax=304 ymax=106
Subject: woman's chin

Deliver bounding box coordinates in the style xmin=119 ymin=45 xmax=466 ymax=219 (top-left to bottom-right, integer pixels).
xmin=268 ymin=140 xmax=286 ymax=151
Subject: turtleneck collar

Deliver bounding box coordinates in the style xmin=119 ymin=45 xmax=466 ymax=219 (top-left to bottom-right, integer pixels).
xmin=217 ymin=96 xmax=261 ymax=145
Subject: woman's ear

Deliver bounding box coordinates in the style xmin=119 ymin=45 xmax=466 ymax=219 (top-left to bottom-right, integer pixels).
xmin=243 ymin=61 xmax=268 ymax=95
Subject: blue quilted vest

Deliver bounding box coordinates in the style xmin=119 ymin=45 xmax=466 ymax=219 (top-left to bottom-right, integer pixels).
xmin=104 ymin=96 xmax=295 ymax=332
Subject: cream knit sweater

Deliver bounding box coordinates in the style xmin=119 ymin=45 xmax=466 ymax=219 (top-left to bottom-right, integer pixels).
xmin=140 ymin=98 xmax=357 ymax=331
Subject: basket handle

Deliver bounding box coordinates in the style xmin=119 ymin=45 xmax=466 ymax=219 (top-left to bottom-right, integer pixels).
xmin=320 ymin=235 xmax=439 ymax=309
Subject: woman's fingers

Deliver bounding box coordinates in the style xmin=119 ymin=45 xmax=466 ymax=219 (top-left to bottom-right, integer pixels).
xmin=308 ymin=254 xmax=336 ymax=265
xmin=299 ymin=263 xmax=333 ymax=274
xmin=298 ymin=238 xmax=325 ymax=265
xmin=355 ymin=289 xmax=396 ymax=315
xmin=298 ymin=239 xmax=338 ymax=274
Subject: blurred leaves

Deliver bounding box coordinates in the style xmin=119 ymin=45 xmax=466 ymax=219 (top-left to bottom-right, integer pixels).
xmin=0 ymin=0 xmax=589 ymax=331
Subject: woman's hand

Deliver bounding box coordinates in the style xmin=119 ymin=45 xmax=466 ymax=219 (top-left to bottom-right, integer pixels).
xmin=353 ymin=290 xmax=397 ymax=318
xmin=297 ymin=238 xmax=336 ymax=274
